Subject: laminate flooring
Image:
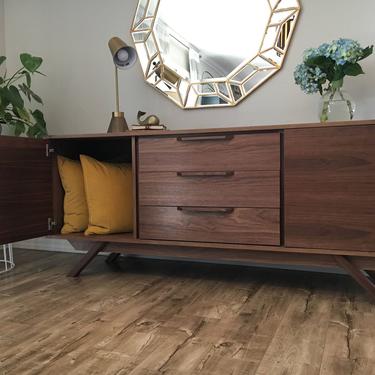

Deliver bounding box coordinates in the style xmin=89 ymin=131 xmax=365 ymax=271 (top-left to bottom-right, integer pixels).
xmin=1 ymin=249 xmax=375 ymax=375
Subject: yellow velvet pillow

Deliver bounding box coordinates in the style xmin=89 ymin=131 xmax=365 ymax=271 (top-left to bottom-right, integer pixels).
xmin=80 ymin=155 xmax=133 ymax=235
xmin=57 ymin=156 xmax=89 ymax=234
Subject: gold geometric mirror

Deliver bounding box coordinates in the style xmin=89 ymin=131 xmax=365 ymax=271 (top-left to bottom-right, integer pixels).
xmin=131 ymin=0 xmax=301 ymax=109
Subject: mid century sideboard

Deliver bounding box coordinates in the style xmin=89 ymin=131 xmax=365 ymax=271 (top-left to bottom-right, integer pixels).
xmin=1 ymin=120 xmax=375 ymax=298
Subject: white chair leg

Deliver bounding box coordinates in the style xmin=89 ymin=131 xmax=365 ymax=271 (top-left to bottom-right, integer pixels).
xmin=1 ymin=244 xmax=15 ymax=274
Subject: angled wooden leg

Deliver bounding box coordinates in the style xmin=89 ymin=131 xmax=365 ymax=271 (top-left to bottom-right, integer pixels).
xmin=67 ymin=242 xmax=107 ymax=277
xmin=106 ymin=253 xmax=121 ymax=264
xmin=334 ymin=255 xmax=375 ymax=300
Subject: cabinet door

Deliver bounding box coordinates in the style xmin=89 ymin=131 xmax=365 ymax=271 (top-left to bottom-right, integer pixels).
xmin=285 ymin=126 xmax=375 ymax=251
xmin=0 ymin=136 xmax=53 ymax=244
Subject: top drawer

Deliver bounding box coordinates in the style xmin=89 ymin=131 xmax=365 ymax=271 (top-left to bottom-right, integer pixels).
xmin=138 ymin=132 xmax=280 ymax=172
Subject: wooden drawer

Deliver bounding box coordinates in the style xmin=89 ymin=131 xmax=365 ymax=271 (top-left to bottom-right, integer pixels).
xmin=138 ymin=132 xmax=280 ymax=172
xmin=139 ymin=206 xmax=280 ymax=245
xmin=139 ymin=170 xmax=280 ymax=208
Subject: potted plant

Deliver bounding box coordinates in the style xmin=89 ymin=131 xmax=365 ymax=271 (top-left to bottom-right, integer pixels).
xmin=294 ymin=39 xmax=373 ymax=122
xmin=0 ymin=53 xmax=47 ymax=137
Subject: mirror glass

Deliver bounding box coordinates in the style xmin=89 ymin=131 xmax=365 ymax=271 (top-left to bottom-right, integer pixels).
xmin=132 ymin=0 xmax=301 ymax=109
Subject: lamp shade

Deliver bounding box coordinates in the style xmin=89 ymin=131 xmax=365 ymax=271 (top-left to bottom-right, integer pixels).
xmin=108 ymin=37 xmax=137 ymax=70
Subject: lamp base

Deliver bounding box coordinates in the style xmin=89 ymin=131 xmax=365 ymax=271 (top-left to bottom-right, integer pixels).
xmin=108 ymin=112 xmax=128 ymax=133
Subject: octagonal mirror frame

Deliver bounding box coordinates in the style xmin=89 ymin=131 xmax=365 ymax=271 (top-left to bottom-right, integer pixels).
xmin=131 ymin=0 xmax=301 ymax=109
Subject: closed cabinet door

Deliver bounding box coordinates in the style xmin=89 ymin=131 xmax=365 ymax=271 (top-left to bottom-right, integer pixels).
xmin=0 ymin=136 xmax=53 ymax=244
xmin=284 ymin=125 xmax=375 ymax=252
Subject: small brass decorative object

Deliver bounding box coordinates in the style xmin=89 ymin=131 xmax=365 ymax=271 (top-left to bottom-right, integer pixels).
xmin=137 ymin=111 xmax=160 ymax=126
xmin=132 ymin=111 xmax=166 ymax=130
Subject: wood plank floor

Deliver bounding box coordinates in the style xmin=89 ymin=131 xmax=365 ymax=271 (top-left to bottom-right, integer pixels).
xmin=1 ymin=249 xmax=375 ymax=375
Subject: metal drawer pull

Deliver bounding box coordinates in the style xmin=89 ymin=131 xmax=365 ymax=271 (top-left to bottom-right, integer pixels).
xmin=176 ymin=135 xmax=234 ymax=142
xmin=177 ymin=207 xmax=234 ymax=214
xmin=177 ymin=171 xmax=234 ymax=178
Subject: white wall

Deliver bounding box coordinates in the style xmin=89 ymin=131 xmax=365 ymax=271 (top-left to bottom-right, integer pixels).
xmin=3 ymin=0 xmax=375 ymax=136
xmin=0 ymin=0 xmax=5 ymax=75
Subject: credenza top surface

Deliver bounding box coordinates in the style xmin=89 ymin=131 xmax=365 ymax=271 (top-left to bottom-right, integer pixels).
xmin=48 ymin=119 xmax=375 ymax=140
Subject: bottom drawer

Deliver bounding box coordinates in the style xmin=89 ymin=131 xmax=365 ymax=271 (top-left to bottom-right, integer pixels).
xmin=139 ymin=206 xmax=280 ymax=245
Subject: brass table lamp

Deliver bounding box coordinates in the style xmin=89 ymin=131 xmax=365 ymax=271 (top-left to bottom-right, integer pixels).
xmin=108 ymin=37 xmax=137 ymax=133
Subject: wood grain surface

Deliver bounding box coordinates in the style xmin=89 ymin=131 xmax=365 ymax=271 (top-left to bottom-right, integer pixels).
xmin=47 ymin=119 xmax=375 ymax=140
xmin=0 ymin=136 xmax=52 ymax=244
xmin=285 ymin=126 xmax=375 ymax=252
xmin=57 ymin=232 xmax=375 ymax=258
xmin=139 ymin=206 xmax=280 ymax=245
xmin=139 ymin=170 xmax=280 ymax=208
xmin=138 ymin=133 xmax=280 ymax=172
xmin=1 ymin=248 xmax=375 ymax=375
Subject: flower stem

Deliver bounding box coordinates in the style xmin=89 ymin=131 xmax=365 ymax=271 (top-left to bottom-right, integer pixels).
xmin=320 ymin=87 xmax=336 ymax=123
xmin=5 ymin=68 xmax=24 ymax=87
xmin=338 ymin=89 xmax=354 ymax=120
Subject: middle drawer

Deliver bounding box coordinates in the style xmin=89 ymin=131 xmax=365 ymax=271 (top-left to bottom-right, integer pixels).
xmin=139 ymin=170 xmax=280 ymax=208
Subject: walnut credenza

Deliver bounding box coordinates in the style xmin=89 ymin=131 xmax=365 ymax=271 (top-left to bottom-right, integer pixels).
xmin=2 ymin=120 xmax=375 ymax=298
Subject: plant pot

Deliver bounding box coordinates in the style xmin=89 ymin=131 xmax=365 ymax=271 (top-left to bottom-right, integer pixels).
xmin=320 ymin=88 xmax=356 ymax=123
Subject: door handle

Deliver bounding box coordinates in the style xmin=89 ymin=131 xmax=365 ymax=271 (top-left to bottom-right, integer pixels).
xmin=176 ymin=135 xmax=234 ymax=142
xmin=176 ymin=171 xmax=234 ymax=178
xmin=177 ymin=207 xmax=234 ymax=214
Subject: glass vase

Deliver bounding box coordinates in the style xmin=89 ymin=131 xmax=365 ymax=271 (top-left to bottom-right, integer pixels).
xmin=320 ymin=88 xmax=356 ymax=123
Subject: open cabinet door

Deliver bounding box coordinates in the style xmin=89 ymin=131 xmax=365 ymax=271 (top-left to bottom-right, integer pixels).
xmin=0 ymin=136 xmax=53 ymax=244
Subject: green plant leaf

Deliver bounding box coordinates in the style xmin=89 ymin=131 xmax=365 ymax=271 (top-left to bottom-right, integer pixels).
xmin=32 ymin=109 xmax=47 ymax=130
xmin=305 ymin=56 xmax=335 ymax=72
xmin=24 ymin=71 xmax=31 ymax=87
xmin=305 ymin=56 xmax=328 ymax=67
xmin=18 ymin=83 xmax=43 ymax=104
xmin=28 ymin=124 xmax=45 ymax=138
xmin=0 ymin=77 xmax=4 ymax=85
xmin=331 ymin=79 xmax=344 ymax=89
xmin=0 ymin=56 xmax=6 ymax=66
xmin=305 ymin=55 xmax=336 ymax=81
xmin=18 ymin=84 xmax=31 ymax=101
xmin=30 ymin=90 xmax=43 ymax=104
xmin=1 ymin=86 xmax=24 ymax=109
xmin=17 ymin=107 xmax=31 ymax=122
xmin=12 ymin=120 xmax=26 ymax=136
xmin=28 ymin=122 xmax=47 ymax=138
xmin=0 ymin=88 xmax=10 ymax=108
xmin=359 ymin=45 xmax=374 ymax=61
xmin=20 ymin=53 xmax=43 ymax=73
xmin=26 ymin=125 xmax=36 ymax=137
xmin=343 ymin=63 xmax=365 ymax=76
xmin=8 ymin=85 xmax=24 ymax=108
xmin=333 ymin=66 xmax=345 ymax=82
xmin=18 ymin=84 xmax=30 ymax=101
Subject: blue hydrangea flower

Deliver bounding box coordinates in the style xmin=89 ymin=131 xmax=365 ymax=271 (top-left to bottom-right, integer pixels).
xmin=303 ymin=43 xmax=330 ymax=62
xmin=326 ymin=38 xmax=363 ymax=65
xmin=294 ymin=64 xmax=326 ymax=94
xmin=318 ymin=43 xmax=330 ymax=57
xmin=295 ymin=38 xmax=372 ymax=95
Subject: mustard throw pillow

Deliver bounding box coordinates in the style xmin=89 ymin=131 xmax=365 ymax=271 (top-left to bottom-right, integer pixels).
xmin=57 ymin=156 xmax=89 ymax=234
xmin=80 ymin=155 xmax=133 ymax=235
